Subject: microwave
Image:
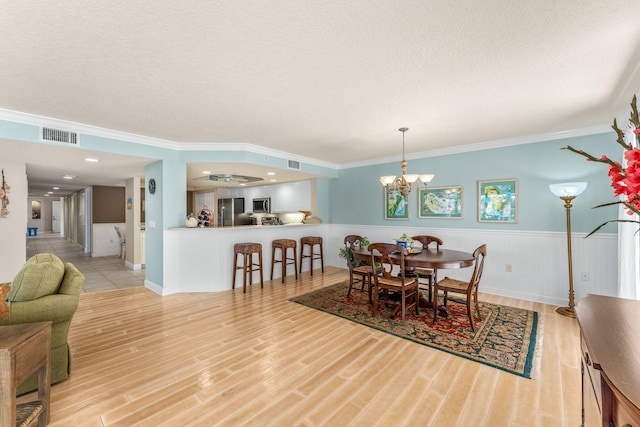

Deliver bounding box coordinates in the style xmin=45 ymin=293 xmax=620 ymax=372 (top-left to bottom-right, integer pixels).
xmin=252 ymin=197 xmax=271 ymax=213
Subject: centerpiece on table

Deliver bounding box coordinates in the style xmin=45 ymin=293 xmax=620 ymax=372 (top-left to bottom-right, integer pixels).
xmin=396 ymin=233 xmax=421 ymax=254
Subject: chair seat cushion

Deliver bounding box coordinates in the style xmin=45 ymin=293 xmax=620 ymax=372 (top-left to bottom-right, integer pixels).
xmin=414 ymin=268 xmax=435 ymax=277
xmin=8 ymin=254 xmax=65 ymax=302
xmin=353 ymin=265 xmax=376 ymax=275
xmin=377 ymin=276 xmax=417 ymax=288
xmin=437 ymin=277 xmax=468 ymax=292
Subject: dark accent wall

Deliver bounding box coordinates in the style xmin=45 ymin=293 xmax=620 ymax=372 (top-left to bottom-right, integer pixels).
xmin=93 ymin=186 xmax=125 ymax=223
xmin=187 ymin=191 xmax=194 ymax=216
xmin=141 ymin=187 xmax=145 ymax=223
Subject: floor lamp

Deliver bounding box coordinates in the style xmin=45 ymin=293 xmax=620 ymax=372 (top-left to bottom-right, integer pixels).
xmin=549 ymin=182 xmax=588 ymax=317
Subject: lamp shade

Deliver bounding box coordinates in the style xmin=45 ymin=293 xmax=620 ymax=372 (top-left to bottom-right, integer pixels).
xmin=419 ymin=174 xmax=435 ymax=184
xmin=404 ymin=174 xmax=419 ymax=184
xmin=379 ymin=176 xmax=396 ymax=185
xmin=549 ymin=182 xmax=588 ymax=197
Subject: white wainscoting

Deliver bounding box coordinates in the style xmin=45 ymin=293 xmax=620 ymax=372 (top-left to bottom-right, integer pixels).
xmin=326 ymin=224 xmax=618 ymax=306
xmin=162 ymin=224 xmax=328 ymax=295
xmin=91 ymin=223 xmax=125 ymax=257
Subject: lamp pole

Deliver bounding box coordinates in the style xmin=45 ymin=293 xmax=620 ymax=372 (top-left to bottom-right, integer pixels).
xmin=549 ymin=182 xmax=587 ymax=318
xmin=557 ymin=195 xmax=576 ymax=317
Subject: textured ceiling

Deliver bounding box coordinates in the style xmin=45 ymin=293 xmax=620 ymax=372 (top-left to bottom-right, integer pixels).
xmin=2 ymin=1 xmax=640 ymax=193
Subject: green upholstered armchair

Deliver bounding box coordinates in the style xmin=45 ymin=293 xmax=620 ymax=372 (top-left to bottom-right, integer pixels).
xmin=0 ymin=253 xmax=84 ymax=395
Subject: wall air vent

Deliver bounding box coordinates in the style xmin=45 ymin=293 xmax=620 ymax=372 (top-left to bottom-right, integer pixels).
xmin=288 ymin=160 xmax=301 ymax=170
xmin=40 ymin=127 xmax=79 ymax=145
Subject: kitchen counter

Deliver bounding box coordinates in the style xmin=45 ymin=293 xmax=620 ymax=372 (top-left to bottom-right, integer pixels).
xmin=163 ymin=223 xmax=327 ymax=294
xmin=171 ymin=223 xmax=309 ymax=230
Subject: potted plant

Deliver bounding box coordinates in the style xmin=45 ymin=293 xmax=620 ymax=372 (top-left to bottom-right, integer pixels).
xmin=338 ymin=236 xmax=370 ymax=267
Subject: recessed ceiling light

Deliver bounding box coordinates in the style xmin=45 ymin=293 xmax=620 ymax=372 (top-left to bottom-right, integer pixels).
xmin=85 ymin=158 xmax=98 ymax=162
xmin=53 ymin=187 xmax=60 ymax=190
xmin=202 ymin=170 xmax=211 ymax=174
xmin=267 ymin=172 xmax=276 ymax=176
xmin=47 ymin=191 xmax=53 ymax=194
xmin=62 ymin=175 xmax=76 ymax=180
xmin=239 ymin=183 xmax=246 ymax=186
xmin=270 ymin=179 xmax=277 ymax=182
xmin=44 ymin=193 xmax=50 ymax=197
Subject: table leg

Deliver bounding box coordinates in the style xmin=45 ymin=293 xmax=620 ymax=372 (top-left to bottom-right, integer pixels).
xmin=37 ymin=335 xmax=51 ymax=426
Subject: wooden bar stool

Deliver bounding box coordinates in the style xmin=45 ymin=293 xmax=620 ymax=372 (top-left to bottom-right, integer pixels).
xmin=299 ymin=236 xmax=324 ymax=276
xmin=232 ymin=243 xmax=264 ymax=293
xmin=271 ymin=239 xmax=298 ymax=283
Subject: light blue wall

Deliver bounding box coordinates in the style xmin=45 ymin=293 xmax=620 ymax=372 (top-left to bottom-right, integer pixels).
xmin=145 ymin=161 xmax=164 ymax=287
xmin=0 ymin=117 xmax=622 ymax=290
xmin=330 ymin=132 xmax=619 ymax=234
xmin=0 ymin=119 xmax=338 ymax=289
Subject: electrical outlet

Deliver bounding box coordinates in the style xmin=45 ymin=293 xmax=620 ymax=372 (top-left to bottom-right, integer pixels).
xmin=581 ymin=272 xmax=590 ymax=281
xmin=506 ymin=264 xmax=512 ymax=272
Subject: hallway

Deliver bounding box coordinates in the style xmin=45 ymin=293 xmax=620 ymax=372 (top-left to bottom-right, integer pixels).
xmin=26 ymin=233 xmax=145 ymax=292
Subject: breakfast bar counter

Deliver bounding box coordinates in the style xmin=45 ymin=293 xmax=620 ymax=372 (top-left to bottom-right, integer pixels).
xmin=162 ymin=224 xmax=327 ymax=294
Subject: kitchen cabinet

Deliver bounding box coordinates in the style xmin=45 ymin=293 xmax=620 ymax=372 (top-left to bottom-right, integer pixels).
xmin=195 ymin=192 xmax=215 ymax=215
xmin=575 ymin=295 xmax=640 ymax=427
xmin=272 ymin=181 xmax=310 ymax=212
xmin=229 ymin=181 xmax=310 ymax=213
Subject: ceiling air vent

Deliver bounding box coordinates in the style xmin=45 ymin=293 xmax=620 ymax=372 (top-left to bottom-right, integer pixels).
xmin=40 ymin=127 xmax=79 ymax=146
xmin=287 ymin=160 xmax=300 ymax=170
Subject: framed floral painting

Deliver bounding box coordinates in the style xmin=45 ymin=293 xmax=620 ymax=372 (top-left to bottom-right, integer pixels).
xmin=418 ymin=186 xmax=463 ymax=219
xmin=384 ymin=189 xmax=409 ymax=220
xmin=478 ymin=179 xmax=518 ymax=223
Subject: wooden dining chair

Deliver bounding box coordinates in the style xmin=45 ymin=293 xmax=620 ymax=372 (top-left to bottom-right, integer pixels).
xmin=369 ymin=243 xmax=419 ymax=324
xmin=411 ymin=235 xmax=443 ymax=303
xmin=433 ymin=244 xmax=487 ymax=332
xmin=343 ymin=235 xmax=377 ymax=302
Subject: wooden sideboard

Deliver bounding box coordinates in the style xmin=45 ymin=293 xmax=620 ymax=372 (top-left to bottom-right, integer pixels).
xmin=575 ymin=295 xmax=640 ymax=427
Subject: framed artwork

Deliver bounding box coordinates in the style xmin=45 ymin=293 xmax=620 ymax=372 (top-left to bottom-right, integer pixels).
xmin=478 ymin=179 xmax=518 ymax=223
xmin=31 ymin=200 xmax=41 ymax=219
xmin=418 ymin=186 xmax=463 ymax=219
xmin=384 ymin=189 xmax=409 ymax=220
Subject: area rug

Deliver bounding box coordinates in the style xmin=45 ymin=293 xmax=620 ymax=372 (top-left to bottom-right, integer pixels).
xmin=289 ymin=281 xmax=540 ymax=378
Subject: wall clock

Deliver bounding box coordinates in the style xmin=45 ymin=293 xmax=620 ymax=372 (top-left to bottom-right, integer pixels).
xmin=148 ymin=178 xmax=156 ymax=195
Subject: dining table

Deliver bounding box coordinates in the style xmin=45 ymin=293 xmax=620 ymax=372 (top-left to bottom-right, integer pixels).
xmin=350 ymin=246 xmax=475 ymax=271
xmin=350 ymin=245 xmax=475 ymax=311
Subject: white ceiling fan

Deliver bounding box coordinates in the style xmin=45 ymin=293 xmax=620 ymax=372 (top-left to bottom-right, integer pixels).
xmin=193 ymin=173 xmax=263 ymax=184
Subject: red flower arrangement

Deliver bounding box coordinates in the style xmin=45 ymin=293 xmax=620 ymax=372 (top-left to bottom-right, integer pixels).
xmin=564 ymin=95 xmax=640 ymax=236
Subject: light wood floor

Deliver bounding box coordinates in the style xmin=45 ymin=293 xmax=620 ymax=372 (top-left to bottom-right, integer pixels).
xmin=20 ymin=266 xmax=582 ymax=426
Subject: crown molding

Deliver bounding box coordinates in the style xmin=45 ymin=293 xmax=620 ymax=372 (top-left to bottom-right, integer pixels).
xmin=0 ymin=109 xmax=339 ymax=170
xmin=339 ymin=124 xmax=612 ymax=169
xmin=176 ymin=142 xmax=338 ymax=170
xmin=0 ymin=108 xmax=179 ymax=149
xmin=0 ymin=108 xmax=612 ymax=172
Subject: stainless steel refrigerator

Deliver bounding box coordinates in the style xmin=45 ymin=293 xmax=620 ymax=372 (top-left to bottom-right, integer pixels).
xmin=217 ymin=198 xmax=250 ymax=226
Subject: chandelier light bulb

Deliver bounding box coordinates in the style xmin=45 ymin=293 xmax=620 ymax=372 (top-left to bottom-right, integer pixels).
xmin=380 ymin=176 xmax=396 ymax=185
xmin=379 ymin=128 xmax=435 ymax=197
xmin=404 ymin=174 xmax=419 ymax=184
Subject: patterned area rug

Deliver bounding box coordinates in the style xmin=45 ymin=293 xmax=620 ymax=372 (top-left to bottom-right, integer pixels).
xmin=290 ymin=281 xmax=540 ymax=378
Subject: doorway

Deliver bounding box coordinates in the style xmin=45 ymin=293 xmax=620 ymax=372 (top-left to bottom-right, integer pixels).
xmin=52 ymin=200 xmax=61 ymax=233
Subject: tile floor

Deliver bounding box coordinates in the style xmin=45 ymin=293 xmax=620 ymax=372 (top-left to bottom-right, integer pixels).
xmin=26 ymin=233 xmax=145 ymax=293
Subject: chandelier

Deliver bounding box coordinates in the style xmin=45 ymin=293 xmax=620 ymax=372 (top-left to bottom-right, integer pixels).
xmin=379 ymin=128 xmax=434 ymax=198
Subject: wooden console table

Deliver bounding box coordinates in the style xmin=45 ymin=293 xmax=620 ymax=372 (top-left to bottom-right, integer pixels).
xmin=0 ymin=322 xmax=52 ymax=426
xmin=575 ymin=295 xmax=640 ymax=427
